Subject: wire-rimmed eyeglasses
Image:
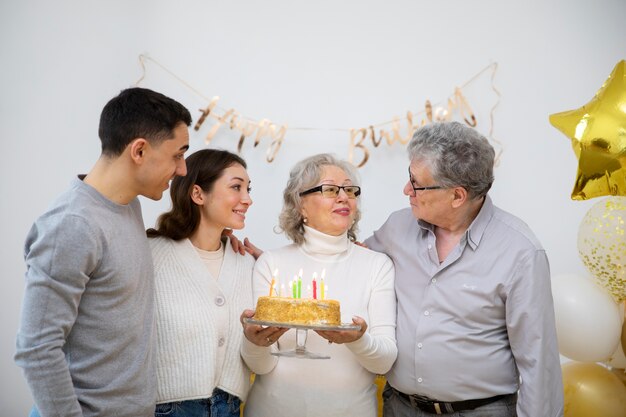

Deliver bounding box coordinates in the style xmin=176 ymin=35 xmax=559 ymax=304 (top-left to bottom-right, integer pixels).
xmin=408 ymin=167 xmax=443 ymax=194
xmin=299 ymin=184 xmax=361 ymax=199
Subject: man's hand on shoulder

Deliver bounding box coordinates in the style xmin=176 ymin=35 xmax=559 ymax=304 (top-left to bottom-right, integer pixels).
xmin=222 ymin=229 xmax=263 ymax=259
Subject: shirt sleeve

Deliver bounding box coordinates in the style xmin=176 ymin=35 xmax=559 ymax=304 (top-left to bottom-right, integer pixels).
xmin=15 ymin=214 xmax=101 ymax=417
xmin=345 ymin=254 xmax=397 ymax=374
xmin=363 ymin=228 xmax=386 ymax=255
xmin=240 ymin=252 xmax=279 ymax=375
xmin=364 ymin=211 xmax=399 ymax=256
xmin=505 ymin=250 xmax=564 ymax=417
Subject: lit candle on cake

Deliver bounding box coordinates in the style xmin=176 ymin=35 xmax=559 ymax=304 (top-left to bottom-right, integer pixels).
xmin=312 ymin=272 xmax=318 ymax=299
xmin=320 ymin=269 xmax=326 ymax=300
xmin=268 ymin=268 xmax=278 ymax=296
xmin=297 ymin=276 xmax=302 ymax=299
xmin=290 ymin=278 xmax=296 ymax=298
xmin=280 ymin=283 xmax=285 ymax=297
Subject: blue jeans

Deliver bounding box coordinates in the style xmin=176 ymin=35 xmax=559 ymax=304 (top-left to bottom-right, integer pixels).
xmin=382 ymin=384 xmax=517 ymax=417
xmin=155 ymin=389 xmax=242 ymax=417
xmin=28 ymin=406 xmax=40 ymax=417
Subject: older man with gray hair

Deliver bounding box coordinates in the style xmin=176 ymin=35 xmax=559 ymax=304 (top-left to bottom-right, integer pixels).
xmin=366 ymin=121 xmax=563 ymax=417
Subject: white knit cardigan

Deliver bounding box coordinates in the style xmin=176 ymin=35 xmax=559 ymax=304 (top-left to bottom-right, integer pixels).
xmin=150 ymin=236 xmax=255 ymax=403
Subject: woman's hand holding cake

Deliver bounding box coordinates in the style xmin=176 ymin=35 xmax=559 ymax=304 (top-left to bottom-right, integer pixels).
xmin=240 ymin=309 xmax=288 ymax=347
xmin=315 ymin=316 xmax=367 ymax=344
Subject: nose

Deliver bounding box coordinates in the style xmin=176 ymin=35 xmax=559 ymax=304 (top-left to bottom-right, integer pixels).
xmin=335 ymin=188 xmax=348 ymax=202
xmin=176 ymin=159 xmax=187 ymax=177
xmin=336 ymin=187 xmax=349 ymax=201
xmin=242 ymin=190 xmax=253 ymax=206
xmin=403 ymin=181 xmax=414 ymax=197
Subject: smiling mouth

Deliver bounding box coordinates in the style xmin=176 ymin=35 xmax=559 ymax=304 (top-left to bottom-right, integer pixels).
xmin=233 ymin=210 xmax=246 ymax=217
xmin=333 ymin=208 xmax=351 ymax=215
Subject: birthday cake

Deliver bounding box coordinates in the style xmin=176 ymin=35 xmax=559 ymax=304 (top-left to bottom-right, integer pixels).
xmin=254 ymin=296 xmax=341 ymax=326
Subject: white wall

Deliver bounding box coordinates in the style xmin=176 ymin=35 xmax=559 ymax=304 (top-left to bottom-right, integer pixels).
xmin=1 ymin=0 xmax=624 ymax=413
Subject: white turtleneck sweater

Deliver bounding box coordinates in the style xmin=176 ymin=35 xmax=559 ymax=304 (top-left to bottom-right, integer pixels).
xmin=150 ymin=236 xmax=255 ymax=403
xmin=242 ymin=226 xmax=397 ymax=417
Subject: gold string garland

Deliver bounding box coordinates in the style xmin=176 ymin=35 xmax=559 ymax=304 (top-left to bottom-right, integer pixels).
xmin=135 ymin=54 xmax=501 ymax=167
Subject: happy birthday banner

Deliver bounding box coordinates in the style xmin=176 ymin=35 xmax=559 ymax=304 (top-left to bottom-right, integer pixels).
xmin=135 ymin=55 xmax=501 ymax=167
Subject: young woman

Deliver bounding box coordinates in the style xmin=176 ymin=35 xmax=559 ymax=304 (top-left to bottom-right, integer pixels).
xmin=148 ymin=149 xmax=255 ymax=417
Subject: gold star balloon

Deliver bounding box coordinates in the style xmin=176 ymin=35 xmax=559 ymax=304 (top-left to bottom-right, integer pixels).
xmin=549 ymin=60 xmax=626 ymax=200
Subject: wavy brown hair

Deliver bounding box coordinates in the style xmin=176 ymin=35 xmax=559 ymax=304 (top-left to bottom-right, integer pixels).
xmin=147 ymin=149 xmax=247 ymax=240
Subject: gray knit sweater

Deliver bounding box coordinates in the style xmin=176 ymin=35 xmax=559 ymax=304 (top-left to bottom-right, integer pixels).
xmin=15 ymin=178 xmax=156 ymax=417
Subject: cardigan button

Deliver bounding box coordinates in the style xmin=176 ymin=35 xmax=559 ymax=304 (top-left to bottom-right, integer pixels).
xmin=215 ymin=296 xmax=225 ymax=306
xmin=218 ymin=337 xmax=225 ymax=347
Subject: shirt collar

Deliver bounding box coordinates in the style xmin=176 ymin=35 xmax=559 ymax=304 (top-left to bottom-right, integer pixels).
xmin=465 ymin=195 xmax=494 ymax=249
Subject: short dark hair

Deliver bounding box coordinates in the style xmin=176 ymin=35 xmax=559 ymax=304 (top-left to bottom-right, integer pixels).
xmin=98 ymin=87 xmax=192 ymax=156
xmin=147 ymin=149 xmax=248 ymax=240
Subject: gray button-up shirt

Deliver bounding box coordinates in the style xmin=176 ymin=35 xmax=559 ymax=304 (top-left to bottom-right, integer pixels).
xmin=365 ymin=196 xmax=563 ymax=417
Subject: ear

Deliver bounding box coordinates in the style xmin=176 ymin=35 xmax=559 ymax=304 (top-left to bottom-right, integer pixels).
xmin=451 ymin=186 xmax=468 ymax=208
xmin=300 ymin=206 xmax=308 ymax=221
xmin=190 ymin=184 xmax=205 ymax=205
xmin=129 ymin=138 xmax=148 ymax=164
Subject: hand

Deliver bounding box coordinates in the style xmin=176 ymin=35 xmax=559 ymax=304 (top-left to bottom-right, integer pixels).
xmin=354 ymin=241 xmax=368 ymax=249
xmin=223 ymin=229 xmax=245 ymax=255
xmin=315 ymin=316 xmax=367 ymax=344
xmin=243 ymin=238 xmax=263 ymax=259
xmin=240 ymin=309 xmax=289 ymax=347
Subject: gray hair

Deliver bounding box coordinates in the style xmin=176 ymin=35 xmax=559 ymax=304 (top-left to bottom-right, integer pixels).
xmin=408 ymin=121 xmax=494 ymax=199
xmin=278 ymin=153 xmax=362 ymax=245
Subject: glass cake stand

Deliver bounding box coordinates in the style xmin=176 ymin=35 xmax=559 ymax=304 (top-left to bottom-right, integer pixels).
xmin=243 ymin=318 xmax=361 ymax=360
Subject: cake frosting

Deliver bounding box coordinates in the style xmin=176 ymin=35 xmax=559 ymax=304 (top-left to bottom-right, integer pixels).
xmin=254 ymin=296 xmax=341 ymax=325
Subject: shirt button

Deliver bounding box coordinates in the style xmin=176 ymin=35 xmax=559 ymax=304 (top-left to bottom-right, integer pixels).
xmin=417 ymin=377 xmax=423 ymax=383
xmin=428 ymin=245 xmax=432 ymax=250
xmin=215 ymin=296 xmax=225 ymax=306
xmin=218 ymin=337 xmax=225 ymax=347
xmin=431 ymin=278 xmax=437 ymax=284
xmin=424 ymin=311 xmax=430 ymax=316
xmin=417 ymin=343 xmax=423 ymax=349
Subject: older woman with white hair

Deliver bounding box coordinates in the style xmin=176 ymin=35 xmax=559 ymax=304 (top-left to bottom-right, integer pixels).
xmin=240 ymin=153 xmax=397 ymax=417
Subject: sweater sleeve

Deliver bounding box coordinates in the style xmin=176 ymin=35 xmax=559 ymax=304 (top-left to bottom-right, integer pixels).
xmin=15 ymin=214 xmax=100 ymax=417
xmin=345 ymin=254 xmax=397 ymax=374
xmin=240 ymin=252 xmax=279 ymax=375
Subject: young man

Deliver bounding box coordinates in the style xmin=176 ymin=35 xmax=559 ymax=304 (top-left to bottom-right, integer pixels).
xmin=15 ymin=87 xmax=191 ymax=417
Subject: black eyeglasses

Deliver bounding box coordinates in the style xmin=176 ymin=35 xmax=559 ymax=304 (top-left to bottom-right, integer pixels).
xmin=299 ymin=184 xmax=361 ymax=199
xmin=408 ymin=167 xmax=443 ymax=193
